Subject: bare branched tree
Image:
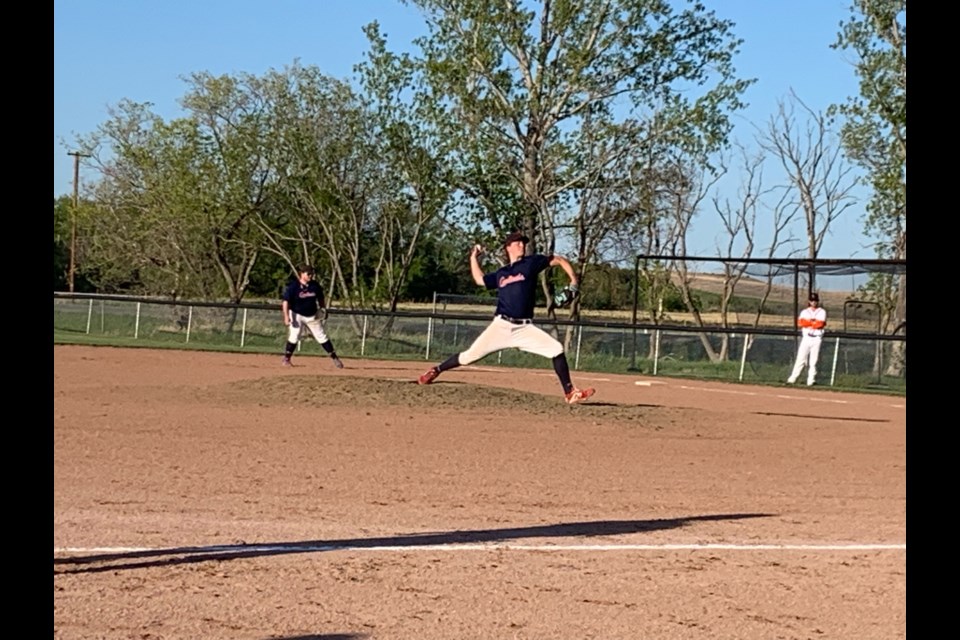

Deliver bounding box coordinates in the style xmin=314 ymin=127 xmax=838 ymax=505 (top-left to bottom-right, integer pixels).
xmin=759 ymin=90 xmax=858 ymax=293
xmin=712 ymin=143 xmax=797 ymax=332
xmin=661 ymin=156 xmax=726 ymax=361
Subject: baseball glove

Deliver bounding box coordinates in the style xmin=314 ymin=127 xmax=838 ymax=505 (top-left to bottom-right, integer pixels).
xmin=320 ymin=307 xmax=329 ymax=322
xmin=553 ymin=284 xmax=580 ymax=308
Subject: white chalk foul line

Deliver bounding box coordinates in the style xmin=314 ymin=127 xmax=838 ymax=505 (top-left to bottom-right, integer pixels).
xmin=55 ymin=542 xmax=905 ymax=555
xmin=673 ymin=384 xmax=905 ymax=409
xmin=670 ymin=384 xmax=853 ymax=405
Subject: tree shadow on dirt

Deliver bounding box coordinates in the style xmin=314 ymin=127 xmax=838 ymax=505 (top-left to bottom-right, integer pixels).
xmin=54 ymin=513 xmax=772 ymax=575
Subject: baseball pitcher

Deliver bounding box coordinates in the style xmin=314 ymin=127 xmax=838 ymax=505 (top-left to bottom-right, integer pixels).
xmin=417 ymin=231 xmax=595 ymax=404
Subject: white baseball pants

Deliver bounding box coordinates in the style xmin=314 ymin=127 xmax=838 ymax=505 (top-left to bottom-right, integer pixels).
xmin=458 ymin=317 xmax=564 ymax=365
xmin=788 ymin=335 xmax=823 ymax=385
xmin=288 ymin=312 xmax=330 ymax=345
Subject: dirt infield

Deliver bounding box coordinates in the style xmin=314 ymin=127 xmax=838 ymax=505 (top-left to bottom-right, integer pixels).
xmin=53 ymin=345 xmax=906 ymax=640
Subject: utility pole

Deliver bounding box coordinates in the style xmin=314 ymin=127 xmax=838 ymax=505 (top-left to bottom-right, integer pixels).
xmin=67 ymin=151 xmax=90 ymax=292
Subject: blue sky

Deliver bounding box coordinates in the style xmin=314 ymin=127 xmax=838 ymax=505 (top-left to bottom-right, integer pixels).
xmin=54 ymin=0 xmax=875 ymax=263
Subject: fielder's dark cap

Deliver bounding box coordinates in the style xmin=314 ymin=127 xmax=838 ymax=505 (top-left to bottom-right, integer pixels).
xmin=808 ymin=292 xmax=820 ymax=302
xmin=297 ymin=264 xmax=315 ymax=275
xmin=503 ymin=231 xmax=529 ymax=246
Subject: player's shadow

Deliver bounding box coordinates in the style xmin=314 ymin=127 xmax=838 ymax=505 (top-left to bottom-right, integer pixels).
xmin=567 ymin=401 xmax=655 ymax=408
xmin=753 ymin=411 xmax=890 ymax=424
xmin=270 ymin=636 xmax=366 ymax=640
xmin=54 ymin=513 xmax=772 ymax=575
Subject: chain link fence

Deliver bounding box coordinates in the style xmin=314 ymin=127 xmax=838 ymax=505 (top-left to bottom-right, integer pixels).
xmin=54 ymin=293 xmax=905 ymax=394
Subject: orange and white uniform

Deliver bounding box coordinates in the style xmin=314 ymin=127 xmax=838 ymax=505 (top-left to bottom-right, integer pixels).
xmin=788 ymin=304 xmax=827 ymax=385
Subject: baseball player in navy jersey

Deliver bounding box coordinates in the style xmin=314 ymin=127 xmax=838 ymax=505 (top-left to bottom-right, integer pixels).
xmin=281 ymin=264 xmax=344 ymax=369
xmin=787 ymin=291 xmax=826 ymax=386
xmin=417 ymin=231 xmax=596 ymax=404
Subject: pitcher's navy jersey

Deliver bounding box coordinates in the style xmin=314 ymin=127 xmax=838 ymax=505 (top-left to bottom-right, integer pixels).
xmin=483 ymin=254 xmax=552 ymax=319
xmin=282 ymin=279 xmax=325 ymax=317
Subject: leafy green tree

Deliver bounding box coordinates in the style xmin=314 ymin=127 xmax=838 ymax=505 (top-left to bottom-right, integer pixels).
xmin=830 ymin=0 xmax=905 ymax=374
xmin=74 ymin=61 xmax=450 ymax=312
xmin=75 ymin=94 xmax=267 ymax=303
xmin=370 ymin=0 xmax=752 ymax=353
xmin=402 ymin=231 xmax=471 ymax=301
xmin=253 ymin=63 xmax=395 ymax=309
xmin=394 ymin=0 xmax=752 ymax=277
xmin=177 ymin=72 xmax=279 ymax=303
xmin=356 ymin=30 xmax=456 ymax=311
xmin=75 ymin=100 xmax=200 ymax=295
xmin=54 ymin=196 xmax=71 ymax=290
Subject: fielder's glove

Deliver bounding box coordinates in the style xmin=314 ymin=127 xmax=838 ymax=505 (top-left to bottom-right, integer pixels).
xmin=553 ymin=284 xmax=579 ymax=308
xmin=320 ymin=307 xmax=329 ymax=322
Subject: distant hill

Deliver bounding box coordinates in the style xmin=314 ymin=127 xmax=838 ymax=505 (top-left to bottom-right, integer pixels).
xmin=674 ymin=272 xmax=858 ymax=306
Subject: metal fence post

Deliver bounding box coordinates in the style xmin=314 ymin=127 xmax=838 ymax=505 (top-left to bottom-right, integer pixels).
xmin=185 ymin=306 xmax=193 ymax=343
xmin=738 ymin=334 xmax=749 ymax=382
xmin=574 ymin=323 xmax=583 ymax=370
xmin=86 ymin=299 xmax=93 ymax=334
xmin=830 ymin=337 xmax=840 ymax=387
xmin=875 ymin=337 xmax=883 ymax=386
xmin=240 ymin=308 xmax=248 ymax=347
xmin=361 ymin=315 xmax=368 ymax=356
xmin=653 ymin=329 xmax=661 ymax=376
xmin=425 ymin=316 xmax=434 ymax=360
xmin=135 ymin=302 xmax=141 ymax=340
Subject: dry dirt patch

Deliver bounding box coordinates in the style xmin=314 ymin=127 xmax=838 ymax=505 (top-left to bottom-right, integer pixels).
xmin=194 ymin=374 xmax=689 ymax=429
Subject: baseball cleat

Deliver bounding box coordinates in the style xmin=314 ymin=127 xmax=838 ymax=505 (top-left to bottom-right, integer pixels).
xmin=418 ymin=367 xmax=439 ymax=385
xmin=332 ymin=356 xmax=344 ymax=369
xmin=281 ymin=356 xmax=292 ymax=367
xmin=564 ymin=387 xmax=596 ymax=404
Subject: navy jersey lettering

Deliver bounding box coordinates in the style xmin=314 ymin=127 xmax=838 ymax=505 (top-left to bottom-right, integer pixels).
xmin=282 ymin=280 xmax=325 ymax=317
xmin=483 ymin=254 xmax=552 ymax=319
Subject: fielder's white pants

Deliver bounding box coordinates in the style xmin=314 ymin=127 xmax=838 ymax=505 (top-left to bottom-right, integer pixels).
xmin=788 ymin=335 xmax=823 ymax=385
xmin=288 ymin=312 xmax=329 ymax=345
xmin=458 ymin=317 xmax=564 ymax=365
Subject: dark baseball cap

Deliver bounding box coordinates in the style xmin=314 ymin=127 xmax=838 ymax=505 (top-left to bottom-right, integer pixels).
xmin=503 ymin=231 xmax=529 ymax=246
xmin=808 ymin=292 xmax=820 ymax=302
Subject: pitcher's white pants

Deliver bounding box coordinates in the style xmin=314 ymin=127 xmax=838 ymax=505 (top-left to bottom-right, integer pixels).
xmin=788 ymin=335 xmax=823 ymax=385
xmin=459 ymin=317 xmax=564 ymax=365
